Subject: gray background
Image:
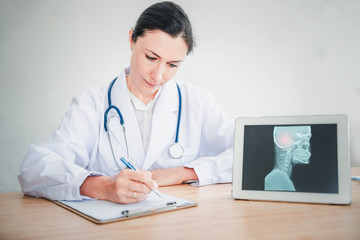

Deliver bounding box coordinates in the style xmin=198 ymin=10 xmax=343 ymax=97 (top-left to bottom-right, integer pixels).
xmin=1 ymin=0 xmax=359 ymax=192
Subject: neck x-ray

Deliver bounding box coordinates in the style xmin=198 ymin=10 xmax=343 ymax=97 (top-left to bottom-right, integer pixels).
xmin=242 ymin=124 xmax=338 ymax=194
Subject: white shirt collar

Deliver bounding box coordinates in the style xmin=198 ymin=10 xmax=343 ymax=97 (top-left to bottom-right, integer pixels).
xmin=128 ymin=90 xmax=161 ymax=111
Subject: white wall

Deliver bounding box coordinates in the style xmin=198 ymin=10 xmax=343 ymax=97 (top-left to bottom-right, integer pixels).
xmin=1 ymin=0 xmax=359 ymax=192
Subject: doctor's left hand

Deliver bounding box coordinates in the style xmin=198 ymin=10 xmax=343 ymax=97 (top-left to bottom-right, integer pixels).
xmin=80 ymin=169 xmax=158 ymax=204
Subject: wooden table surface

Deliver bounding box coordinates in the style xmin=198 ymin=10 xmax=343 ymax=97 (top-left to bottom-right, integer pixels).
xmin=1 ymin=168 xmax=359 ymax=240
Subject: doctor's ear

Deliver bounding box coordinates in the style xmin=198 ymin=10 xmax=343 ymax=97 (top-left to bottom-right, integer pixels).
xmin=129 ymin=29 xmax=134 ymax=51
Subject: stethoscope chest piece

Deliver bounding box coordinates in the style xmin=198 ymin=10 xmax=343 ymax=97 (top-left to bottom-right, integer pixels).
xmin=168 ymin=143 xmax=184 ymax=159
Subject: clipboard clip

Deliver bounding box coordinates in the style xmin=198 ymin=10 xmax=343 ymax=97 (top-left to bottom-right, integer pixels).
xmin=121 ymin=202 xmax=177 ymax=217
xmin=157 ymin=201 xmax=177 ymax=212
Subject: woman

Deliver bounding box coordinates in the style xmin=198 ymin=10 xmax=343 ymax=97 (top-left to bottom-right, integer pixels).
xmin=18 ymin=1 xmax=234 ymax=204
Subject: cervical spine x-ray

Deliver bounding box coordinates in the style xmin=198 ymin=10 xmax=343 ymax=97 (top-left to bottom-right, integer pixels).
xmin=265 ymin=126 xmax=312 ymax=191
xmin=241 ymin=124 xmax=338 ymax=193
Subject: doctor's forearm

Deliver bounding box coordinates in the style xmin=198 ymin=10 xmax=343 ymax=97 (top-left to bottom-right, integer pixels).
xmin=150 ymin=167 xmax=198 ymax=186
xmin=80 ymin=176 xmax=112 ymax=200
xmin=181 ymin=167 xmax=198 ymax=182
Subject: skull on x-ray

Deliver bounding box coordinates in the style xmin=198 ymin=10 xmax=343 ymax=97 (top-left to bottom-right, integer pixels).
xmin=264 ymin=126 xmax=312 ymax=191
xmin=273 ymin=126 xmax=312 ymax=167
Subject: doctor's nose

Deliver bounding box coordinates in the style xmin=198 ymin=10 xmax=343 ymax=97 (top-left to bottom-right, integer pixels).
xmin=151 ymin=64 xmax=165 ymax=83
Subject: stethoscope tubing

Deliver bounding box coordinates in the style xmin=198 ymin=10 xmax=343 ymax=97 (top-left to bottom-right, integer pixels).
xmin=175 ymin=83 xmax=181 ymax=143
xmin=104 ymin=76 xmax=182 ymax=164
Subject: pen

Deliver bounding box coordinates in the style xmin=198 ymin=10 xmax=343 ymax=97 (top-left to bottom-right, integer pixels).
xmin=120 ymin=157 xmax=163 ymax=198
xmin=352 ymin=176 xmax=360 ymax=182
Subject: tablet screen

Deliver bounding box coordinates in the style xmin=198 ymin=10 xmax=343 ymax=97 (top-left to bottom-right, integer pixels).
xmin=241 ymin=124 xmax=338 ymax=194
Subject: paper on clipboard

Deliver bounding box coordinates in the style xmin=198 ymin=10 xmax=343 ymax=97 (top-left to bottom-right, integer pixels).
xmin=53 ymin=191 xmax=197 ymax=223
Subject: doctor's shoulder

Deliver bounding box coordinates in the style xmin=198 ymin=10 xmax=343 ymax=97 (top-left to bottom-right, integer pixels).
xmin=58 ymin=83 xmax=109 ymax=132
xmin=176 ymin=81 xmax=225 ymax=111
xmin=69 ymin=83 xmax=108 ymax=113
xmin=176 ymin=81 xmax=215 ymax=104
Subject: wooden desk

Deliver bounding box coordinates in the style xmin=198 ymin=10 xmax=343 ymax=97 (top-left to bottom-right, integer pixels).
xmin=1 ymin=168 xmax=360 ymax=240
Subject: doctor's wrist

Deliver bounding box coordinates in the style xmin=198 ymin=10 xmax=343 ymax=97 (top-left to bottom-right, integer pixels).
xmin=180 ymin=167 xmax=198 ymax=183
xmin=80 ymin=175 xmax=112 ymax=200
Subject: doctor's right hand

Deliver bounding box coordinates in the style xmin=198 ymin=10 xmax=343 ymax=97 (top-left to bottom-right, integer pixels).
xmin=80 ymin=169 xmax=158 ymax=204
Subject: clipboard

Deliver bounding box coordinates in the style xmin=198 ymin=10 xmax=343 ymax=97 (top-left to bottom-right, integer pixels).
xmin=52 ymin=192 xmax=197 ymax=224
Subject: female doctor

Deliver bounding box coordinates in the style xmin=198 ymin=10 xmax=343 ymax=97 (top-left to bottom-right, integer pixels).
xmin=18 ymin=1 xmax=234 ymax=204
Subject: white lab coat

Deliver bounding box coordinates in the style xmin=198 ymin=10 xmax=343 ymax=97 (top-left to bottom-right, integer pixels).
xmin=18 ymin=68 xmax=234 ymax=200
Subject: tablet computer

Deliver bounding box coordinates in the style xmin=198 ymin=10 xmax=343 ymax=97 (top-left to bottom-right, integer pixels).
xmin=232 ymin=115 xmax=351 ymax=205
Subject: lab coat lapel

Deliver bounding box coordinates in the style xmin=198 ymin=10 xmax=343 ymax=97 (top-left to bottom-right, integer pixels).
xmin=111 ymin=70 xmax=145 ymax=166
xmin=143 ymin=80 xmax=178 ymax=170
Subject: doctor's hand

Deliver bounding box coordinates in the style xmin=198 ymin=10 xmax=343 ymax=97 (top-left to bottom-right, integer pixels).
xmin=80 ymin=169 xmax=158 ymax=204
xmin=150 ymin=167 xmax=198 ymax=186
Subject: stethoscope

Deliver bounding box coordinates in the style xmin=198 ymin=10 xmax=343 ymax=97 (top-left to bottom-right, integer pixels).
xmin=104 ymin=77 xmax=183 ymax=170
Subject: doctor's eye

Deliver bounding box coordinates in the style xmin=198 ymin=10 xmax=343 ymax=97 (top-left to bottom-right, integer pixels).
xmin=169 ymin=63 xmax=178 ymax=68
xmin=145 ymin=54 xmax=157 ymax=61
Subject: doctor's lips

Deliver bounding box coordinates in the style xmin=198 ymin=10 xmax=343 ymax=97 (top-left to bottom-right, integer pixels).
xmin=143 ymin=79 xmax=159 ymax=88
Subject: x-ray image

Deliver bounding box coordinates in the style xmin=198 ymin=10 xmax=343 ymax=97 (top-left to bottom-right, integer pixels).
xmin=265 ymin=126 xmax=312 ymax=191
xmin=241 ymin=124 xmax=338 ymax=194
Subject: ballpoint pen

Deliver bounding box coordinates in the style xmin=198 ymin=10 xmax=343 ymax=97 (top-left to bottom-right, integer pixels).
xmin=352 ymin=176 xmax=360 ymax=182
xmin=120 ymin=157 xmax=163 ymax=198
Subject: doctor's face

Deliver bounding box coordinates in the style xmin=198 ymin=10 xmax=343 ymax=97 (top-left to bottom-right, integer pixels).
xmin=127 ymin=29 xmax=188 ymax=103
